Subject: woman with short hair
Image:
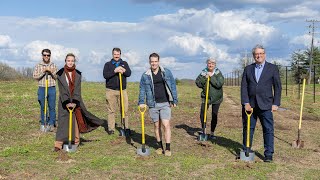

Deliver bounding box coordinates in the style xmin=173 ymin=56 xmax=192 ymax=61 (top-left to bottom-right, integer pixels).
xmin=195 ymin=58 xmax=224 ymax=139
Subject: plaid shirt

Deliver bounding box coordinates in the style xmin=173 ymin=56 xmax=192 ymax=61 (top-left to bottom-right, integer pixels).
xmin=33 ymin=61 xmax=58 ymax=87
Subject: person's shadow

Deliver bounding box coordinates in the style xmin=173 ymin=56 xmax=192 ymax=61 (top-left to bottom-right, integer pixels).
xmin=128 ymin=129 xmax=158 ymax=149
xmin=175 ymin=123 xmax=264 ymax=160
xmin=113 ymin=123 xmax=158 ymax=149
xmin=79 ymin=137 xmax=100 ymax=146
xmin=175 ymin=124 xmax=202 ymax=138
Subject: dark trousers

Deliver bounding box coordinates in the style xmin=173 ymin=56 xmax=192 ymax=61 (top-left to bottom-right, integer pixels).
xmin=200 ymin=103 xmax=221 ymax=133
xmin=242 ymin=106 xmax=274 ymax=157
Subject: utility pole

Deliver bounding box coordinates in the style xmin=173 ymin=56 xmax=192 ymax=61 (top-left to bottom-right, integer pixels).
xmin=306 ymin=20 xmax=320 ymax=84
xmin=241 ymin=50 xmax=251 ymax=68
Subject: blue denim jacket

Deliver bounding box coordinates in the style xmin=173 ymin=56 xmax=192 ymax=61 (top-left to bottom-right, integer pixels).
xmin=138 ymin=66 xmax=178 ymax=108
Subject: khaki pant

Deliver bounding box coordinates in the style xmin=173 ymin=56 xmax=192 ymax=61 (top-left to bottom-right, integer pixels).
xmin=54 ymin=119 xmax=80 ymax=149
xmin=106 ymin=88 xmax=129 ymax=131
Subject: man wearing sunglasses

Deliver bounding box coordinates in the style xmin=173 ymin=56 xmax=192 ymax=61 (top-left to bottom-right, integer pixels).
xmin=33 ymin=49 xmax=57 ymax=132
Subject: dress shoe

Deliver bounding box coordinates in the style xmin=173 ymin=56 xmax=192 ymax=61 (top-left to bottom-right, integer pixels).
xmin=208 ymin=134 xmax=217 ymax=140
xmin=53 ymin=147 xmax=61 ymax=152
xmin=107 ymin=130 xmax=115 ymax=135
xmin=125 ymin=129 xmax=131 ymax=136
xmin=264 ymin=156 xmax=273 ymax=163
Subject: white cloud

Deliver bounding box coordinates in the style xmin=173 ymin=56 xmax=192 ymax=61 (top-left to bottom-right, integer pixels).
xmin=0 ymin=35 xmax=12 ymax=48
xmin=168 ymin=34 xmax=203 ymax=56
xmin=0 ymin=4 xmax=318 ymax=81
xmin=167 ymin=33 xmax=232 ymax=61
xmin=87 ymin=50 xmax=104 ymax=65
xmin=290 ymin=34 xmax=320 ymax=47
xmin=122 ymin=50 xmax=142 ymax=66
xmin=147 ymin=8 xmax=275 ymax=42
xmin=22 ymin=40 xmax=80 ymax=64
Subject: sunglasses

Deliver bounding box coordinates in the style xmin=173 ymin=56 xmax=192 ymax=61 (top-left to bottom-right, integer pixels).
xmin=42 ymin=54 xmax=51 ymax=57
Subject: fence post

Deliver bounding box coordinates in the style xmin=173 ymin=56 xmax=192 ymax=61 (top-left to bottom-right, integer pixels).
xmin=231 ymin=72 xmax=233 ymax=86
xmin=238 ymin=71 xmax=240 ymax=86
xmin=298 ymin=67 xmax=301 ymax=99
xmin=286 ymin=66 xmax=288 ymax=96
xmin=314 ymin=65 xmax=316 ymax=103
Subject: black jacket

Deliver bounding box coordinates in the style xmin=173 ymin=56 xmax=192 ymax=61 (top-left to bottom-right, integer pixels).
xmin=103 ymin=59 xmax=131 ymax=90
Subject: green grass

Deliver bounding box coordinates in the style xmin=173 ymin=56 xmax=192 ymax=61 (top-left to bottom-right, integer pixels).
xmin=0 ymin=80 xmax=319 ymax=179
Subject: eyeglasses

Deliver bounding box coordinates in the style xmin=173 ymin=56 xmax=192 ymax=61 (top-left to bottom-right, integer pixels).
xmin=254 ymin=53 xmax=265 ymax=56
xmin=42 ymin=54 xmax=51 ymax=57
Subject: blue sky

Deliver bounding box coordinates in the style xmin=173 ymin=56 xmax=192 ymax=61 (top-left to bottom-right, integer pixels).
xmin=0 ymin=0 xmax=320 ymax=81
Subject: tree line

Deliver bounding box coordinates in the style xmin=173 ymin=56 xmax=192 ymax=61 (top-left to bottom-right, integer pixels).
xmin=0 ymin=62 xmax=33 ymax=81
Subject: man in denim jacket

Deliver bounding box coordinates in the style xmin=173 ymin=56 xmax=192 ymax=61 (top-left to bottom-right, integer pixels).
xmin=138 ymin=53 xmax=178 ymax=156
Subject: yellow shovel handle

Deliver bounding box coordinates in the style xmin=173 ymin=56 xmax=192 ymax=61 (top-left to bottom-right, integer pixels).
xmin=203 ymin=76 xmax=210 ymax=124
xmin=67 ymin=106 xmax=75 ymax=143
xmin=44 ymin=78 xmax=48 ymax=119
xmin=245 ymin=108 xmax=253 ymax=148
xmin=119 ymin=73 xmax=125 ymax=119
xmin=139 ymin=106 xmax=146 ymax=144
xmin=299 ymin=78 xmax=306 ymax=130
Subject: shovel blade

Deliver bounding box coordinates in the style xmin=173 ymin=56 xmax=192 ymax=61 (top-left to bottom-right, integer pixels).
xmin=119 ymin=129 xmax=125 ymax=137
xmin=198 ymin=133 xmax=208 ymax=141
xmin=240 ymin=150 xmax=255 ymax=162
xmin=292 ymin=140 xmax=304 ymax=148
xmin=63 ymin=144 xmax=77 ymax=153
xmin=137 ymin=147 xmax=150 ymax=156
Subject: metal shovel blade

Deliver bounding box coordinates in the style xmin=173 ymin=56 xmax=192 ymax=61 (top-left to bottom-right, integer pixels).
xmin=137 ymin=147 xmax=150 ymax=156
xmin=198 ymin=133 xmax=208 ymax=141
xmin=240 ymin=150 xmax=255 ymax=162
xmin=119 ymin=129 xmax=125 ymax=137
xmin=40 ymin=125 xmax=46 ymax=132
xmin=292 ymin=140 xmax=304 ymax=148
xmin=63 ymin=144 xmax=77 ymax=153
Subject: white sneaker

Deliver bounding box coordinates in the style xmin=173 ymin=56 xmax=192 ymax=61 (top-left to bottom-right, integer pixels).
xmin=45 ymin=125 xmax=54 ymax=132
xmin=40 ymin=125 xmax=45 ymax=132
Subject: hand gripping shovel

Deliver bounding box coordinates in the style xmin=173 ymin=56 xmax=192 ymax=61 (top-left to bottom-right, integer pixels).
xmin=137 ymin=105 xmax=150 ymax=156
xmin=292 ymin=78 xmax=306 ymax=148
xmin=63 ymin=106 xmax=77 ymax=152
xmin=198 ymin=76 xmax=210 ymax=141
xmin=119 ymin=73 xmax=128 ymax=137
xmin=240 ymin=108 xmax=255 ymax=162
xmin=42 ymin=72 xmax=50 ymax=132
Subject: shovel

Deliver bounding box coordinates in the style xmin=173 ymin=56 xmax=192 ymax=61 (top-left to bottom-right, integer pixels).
xmin=240 ymin=108 xmax=255 ymax=162
xmin=137 ymin=105 xmax=150 ymax=156
xmin=292 ymin=78 xmax=306 ymax=148
xmin=42 ymin=72 xmax=50 ymax=132
xmin=63 ymin=106 xmax=77 ymax=152
xmin=118 ymin=73 xmax=128 ymax=137
xmin=198 ymin=76 xmax=210 ymax=141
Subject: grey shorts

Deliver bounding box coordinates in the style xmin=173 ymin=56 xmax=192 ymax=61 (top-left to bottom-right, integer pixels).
xmin=149 ymin=102 xmax=171 ymax=122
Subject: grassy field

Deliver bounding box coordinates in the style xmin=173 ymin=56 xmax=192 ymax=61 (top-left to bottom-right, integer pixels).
xmin=0 ymin=80 xmax=319 ymax=179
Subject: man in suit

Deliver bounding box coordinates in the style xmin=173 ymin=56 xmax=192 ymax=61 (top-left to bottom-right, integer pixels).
xmin=241 ymin=44 xmax=282 ymax=162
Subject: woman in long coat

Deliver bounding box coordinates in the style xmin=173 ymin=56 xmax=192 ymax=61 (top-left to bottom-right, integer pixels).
xmin=54 ymin=53 xmax=105 ymax=151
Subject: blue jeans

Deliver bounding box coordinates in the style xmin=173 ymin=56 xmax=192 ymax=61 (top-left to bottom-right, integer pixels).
xmin=38 ymin=86 xmax=56 ymax=125
xmin=242 ymin=106 xmax=274 ymax=158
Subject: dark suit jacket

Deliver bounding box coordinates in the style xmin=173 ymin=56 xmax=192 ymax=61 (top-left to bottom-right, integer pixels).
xmin=241 ymin=61 xmax=282 ymax=110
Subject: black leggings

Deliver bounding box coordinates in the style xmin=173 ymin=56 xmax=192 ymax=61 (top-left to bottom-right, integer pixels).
xmin=200 ymin=103 xmax=221 ymax=133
